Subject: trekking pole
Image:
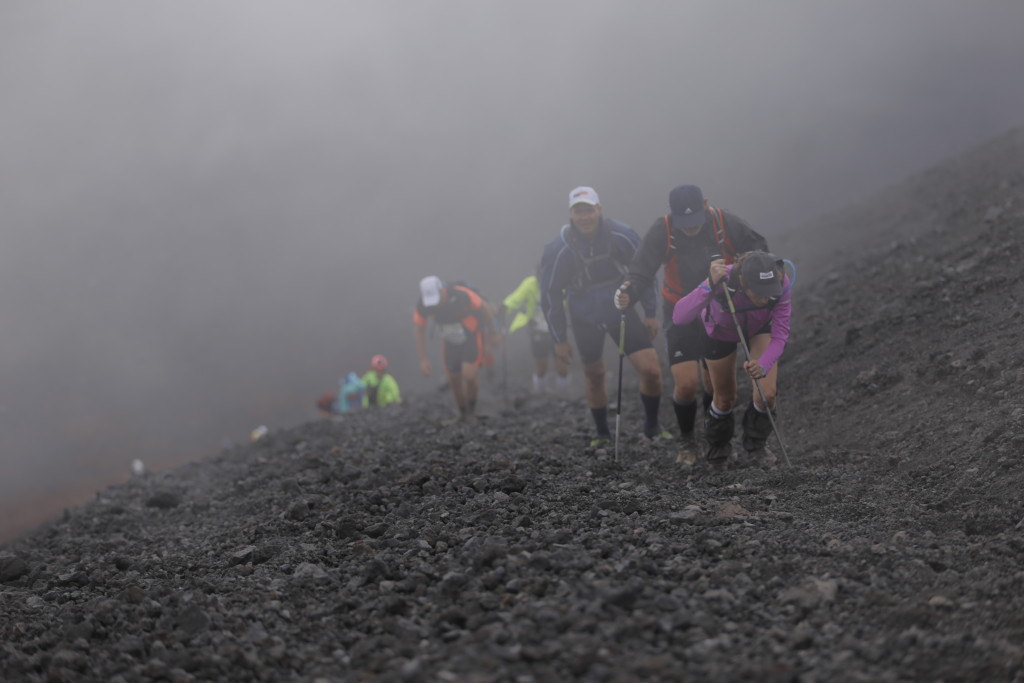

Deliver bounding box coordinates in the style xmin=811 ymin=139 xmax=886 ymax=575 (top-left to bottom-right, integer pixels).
xmin=501 ymin=330 xmax=508 ymax=407
xmin=614 ymin=312 xmax=626 ymax=463
xmin=720 ymin=282 xmax=792 ymax=467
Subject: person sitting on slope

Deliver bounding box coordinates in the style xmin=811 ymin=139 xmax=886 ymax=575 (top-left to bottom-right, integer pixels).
xmin=361 ymin=354 xmax=401 ymax=408
xmin=337 ymin=371 xmax=366 ymax=413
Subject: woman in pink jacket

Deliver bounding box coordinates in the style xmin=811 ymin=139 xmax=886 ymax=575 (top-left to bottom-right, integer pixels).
xmin=672 ymin=251 xmax=792 ymax=464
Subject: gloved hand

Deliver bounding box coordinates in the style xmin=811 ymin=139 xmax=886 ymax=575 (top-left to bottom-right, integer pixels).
xmin=614 ymin=281 xmax=632 ymax=310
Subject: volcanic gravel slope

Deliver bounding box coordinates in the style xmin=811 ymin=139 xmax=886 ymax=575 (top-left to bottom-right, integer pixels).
xmin=3 ymin=128 xmax=1024 ymax=683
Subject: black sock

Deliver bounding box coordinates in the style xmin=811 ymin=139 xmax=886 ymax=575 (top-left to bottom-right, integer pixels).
xmin=641 ymin=393 xmax=661 ymax=436
xmin=702 ymin=391 xmax=714 ymax=414
xmin=673 ymin=398 xmax=697 ymax=435
xmin=591 ymin=407 xmax=610 ymax=437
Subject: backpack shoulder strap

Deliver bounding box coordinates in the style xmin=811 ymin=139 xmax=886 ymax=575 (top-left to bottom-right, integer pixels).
xmin=711 ymin=207 xmax=737 ymax=264
xmin=663 ymin=216 xmax=672 ymax=260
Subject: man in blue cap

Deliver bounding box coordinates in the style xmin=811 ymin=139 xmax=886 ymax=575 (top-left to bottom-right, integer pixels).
xmin=614 ymin=185 xmax=768 ymax=464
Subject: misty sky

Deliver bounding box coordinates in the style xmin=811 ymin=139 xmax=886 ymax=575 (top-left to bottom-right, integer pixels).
xmin=2 ymin=1 xmax=1023 ymax=511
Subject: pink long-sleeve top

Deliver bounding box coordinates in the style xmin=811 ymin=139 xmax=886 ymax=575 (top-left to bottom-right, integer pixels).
xmin=672 ymin=265 xmax=792 ymax=374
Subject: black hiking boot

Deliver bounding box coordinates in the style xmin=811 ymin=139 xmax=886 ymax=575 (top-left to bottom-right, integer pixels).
xmin=704 ymin=411 xmax=734 ymax=465
xmin=741 ymin=401 xmax=774 ymax=459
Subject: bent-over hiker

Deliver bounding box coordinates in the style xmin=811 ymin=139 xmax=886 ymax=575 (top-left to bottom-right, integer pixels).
xmin=672 ymin=250 xmax=792 ymax=465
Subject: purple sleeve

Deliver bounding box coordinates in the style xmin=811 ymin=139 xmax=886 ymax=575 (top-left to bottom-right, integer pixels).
xmin=672 ymin=281 xmax=714 ymax=325
xmin=756 ymin=279 xmax=792 ymax=373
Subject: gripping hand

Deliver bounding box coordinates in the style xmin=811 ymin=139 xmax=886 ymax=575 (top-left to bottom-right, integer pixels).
xmin=614 ymin=282 xmax=632 ymax=310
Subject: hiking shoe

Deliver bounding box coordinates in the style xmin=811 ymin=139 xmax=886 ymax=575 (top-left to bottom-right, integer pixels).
xmin=441 ymin=411 xmax=476 ymax=427
xmin=589 ymin=435 xmax=612 ymax=448
xmin=747 ymin=446 xmax=778 ymax=466
xmin=705 ymin=442 xmax=732 ymax=465
xmin=675 ymin=436 xmax=700 ymax=465
xmin=643 ymin=429 xmax=674 ymax=443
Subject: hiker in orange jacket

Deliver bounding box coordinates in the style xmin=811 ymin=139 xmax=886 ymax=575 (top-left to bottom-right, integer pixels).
xmin=414 ymin=276 xmax=497 ymax=425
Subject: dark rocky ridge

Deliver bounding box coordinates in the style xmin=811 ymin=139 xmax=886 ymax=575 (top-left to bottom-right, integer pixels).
xmin=2 ymin=127 xmax=1023 ymax=682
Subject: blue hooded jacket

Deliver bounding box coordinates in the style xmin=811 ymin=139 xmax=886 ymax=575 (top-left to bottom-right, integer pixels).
xmin=337 ymin=372 xmax=365 ymax=413
xmin=539 ymin=217 xmax=656 ymax=343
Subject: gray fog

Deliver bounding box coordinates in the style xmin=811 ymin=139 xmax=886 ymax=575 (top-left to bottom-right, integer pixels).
xmin=2 ymin=1 xmax=1023 ymax=535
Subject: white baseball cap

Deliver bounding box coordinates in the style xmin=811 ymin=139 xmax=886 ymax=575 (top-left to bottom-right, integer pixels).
xmin=568 ymin=186 xmax=600 ymax=208
xmin=419 ymin=275 xmax=444 ymax=307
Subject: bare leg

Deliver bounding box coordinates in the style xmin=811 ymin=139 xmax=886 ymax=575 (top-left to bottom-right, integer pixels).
xmin=627 ymin=347 xmax=662 ymax=396
xmin=446 ymin=370 xmax=466 ymax=413
xmin=671 ymin=361 xmax=700 ymax=403
xmin=582 ymin=358 xmax=607 ymax=409
xmin=554 ymin=353 xmax=570 ymax=378
xmin=462 ymin=362 xmax=480 ymax=406
xmin=704 ymin=352 xmax=739 ymax=413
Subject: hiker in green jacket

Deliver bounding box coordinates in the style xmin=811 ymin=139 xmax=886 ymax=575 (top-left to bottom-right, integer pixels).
xmin=361 ymin=355 xmax=402 ymax=408
xmin=499 ymin=271 xmax=570 ymax=394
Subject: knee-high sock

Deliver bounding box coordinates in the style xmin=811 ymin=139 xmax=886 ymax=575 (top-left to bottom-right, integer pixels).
xmin=673 ymin=398 xmax=697 ymax=435
xmin=641 ymin=393 xmax=661 ymax=436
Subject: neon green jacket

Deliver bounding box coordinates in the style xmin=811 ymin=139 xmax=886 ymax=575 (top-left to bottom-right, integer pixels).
xmin=360 ymin=370 xmax=401 ymax=407
xmin=502 ymin=275 xmax=542 ymax=334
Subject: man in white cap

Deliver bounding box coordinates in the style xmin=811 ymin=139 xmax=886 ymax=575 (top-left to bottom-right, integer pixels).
xmin=539 ymin=186 xmax=669 ymax=446
xmin=413 ymin=276 xmax=496 ymax=424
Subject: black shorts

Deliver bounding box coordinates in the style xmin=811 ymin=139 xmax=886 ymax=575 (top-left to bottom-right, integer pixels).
xmin=571 ymin=309 xmax=652 ymax=365
xmin=665 ymin=318 xmax=709 ymax=365
xmin=442 ymin=331 xmax=482 ymax=373
xmin=703 ymin=322 xmax=772 ymax=362
xmin=529 ymin=328 xmax=554 ymax=359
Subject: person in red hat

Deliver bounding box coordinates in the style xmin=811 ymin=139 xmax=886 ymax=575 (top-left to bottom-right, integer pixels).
xmin=361 ymin=354 xmax=401 ymax=408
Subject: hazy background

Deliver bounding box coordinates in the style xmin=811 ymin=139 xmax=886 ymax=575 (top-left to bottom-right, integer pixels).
xmin=3 ymin=0 xmax=1023 ymax=537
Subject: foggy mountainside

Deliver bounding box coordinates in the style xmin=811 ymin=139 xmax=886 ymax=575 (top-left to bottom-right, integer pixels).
xmin=4 ymin=1 xmax=1024 ymax=543
xmin=2 ymin=128 xmax=1022 ymax=681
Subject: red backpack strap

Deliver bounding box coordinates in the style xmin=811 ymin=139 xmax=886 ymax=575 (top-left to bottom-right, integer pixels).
xmin=711 ymin=207 xmax=737 ymax=264
xmin=660 ymin=216 xmax=686 ymax=303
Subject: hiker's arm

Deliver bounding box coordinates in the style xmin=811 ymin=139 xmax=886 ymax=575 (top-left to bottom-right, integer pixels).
xmin=502 ymin=276 xmax=536 ymax=333
xmin=502 ymin=276 xmax=532 ymax=313
xmin=539 ymin=250 xmax=569 ymax=343
xmin=755 ymin=284 xmax=792 ymax=374
xmin=623 ymin=220 xmax=666 ymax=301
xmin=672 ymin=281 xmax=714 ymax=326
xmin=639 ymin=278 xmax=657 ymax=319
